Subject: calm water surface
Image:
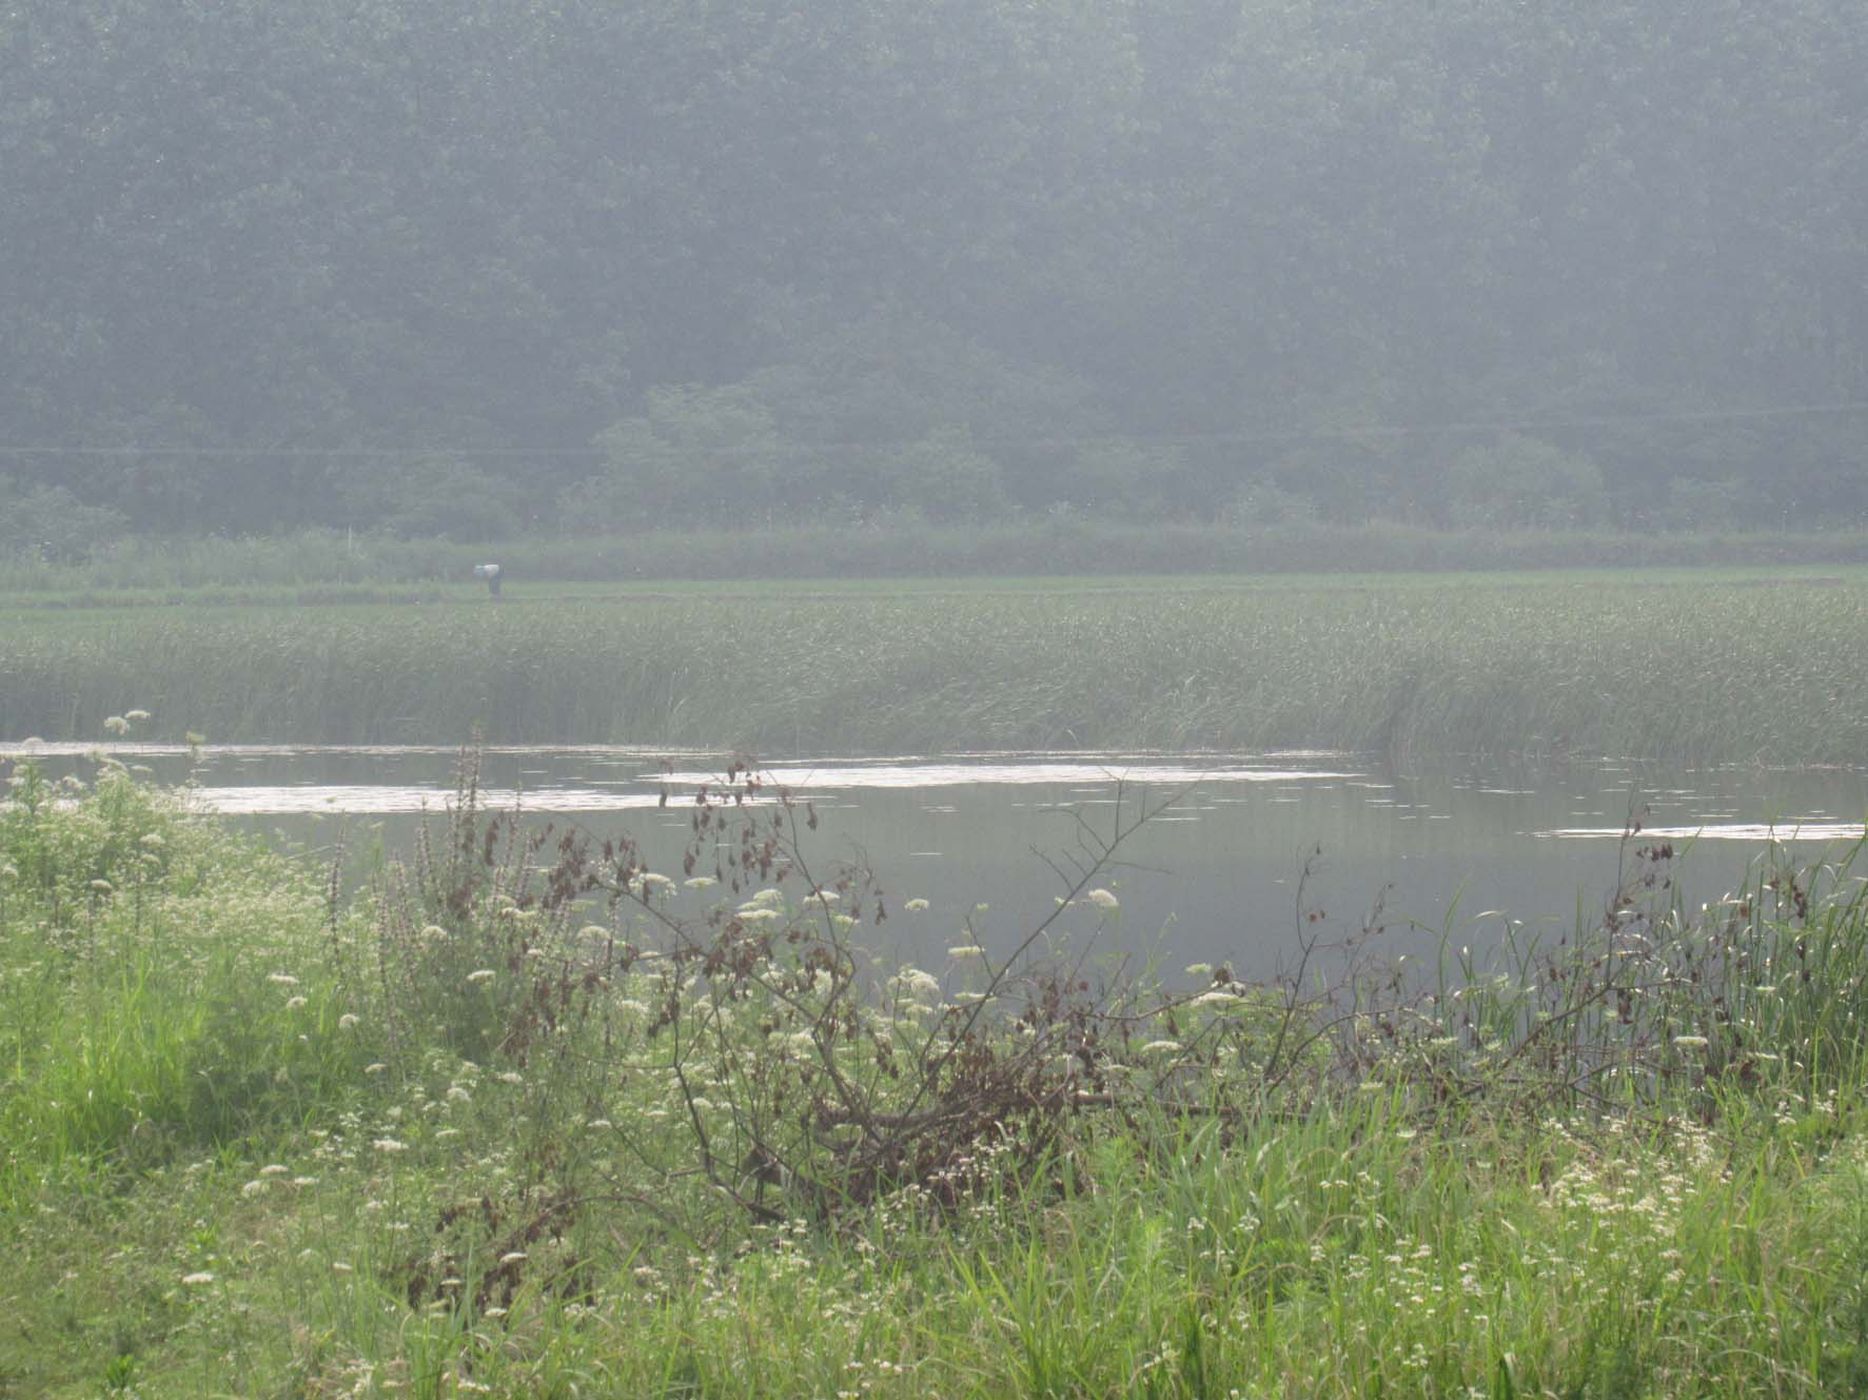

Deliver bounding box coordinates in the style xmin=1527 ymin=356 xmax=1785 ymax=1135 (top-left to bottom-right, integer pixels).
xmin=7 ymin=742 xmax=1863 ymax=976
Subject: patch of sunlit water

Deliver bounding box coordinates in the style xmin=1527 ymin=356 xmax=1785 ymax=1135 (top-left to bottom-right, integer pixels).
xmin=11 ymin=744 xmax=1367 ymax=816
xmin=655 ymin=762 xmax=1359 ymax=788
xmin=1539 ymin=822 xmax=1864 ymax=841
xmin=194 ymin=786 xmax=675 ymax=815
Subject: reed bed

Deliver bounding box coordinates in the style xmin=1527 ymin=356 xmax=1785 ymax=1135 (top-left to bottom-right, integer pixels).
xmin=6 ymin=749 xmax=1868 ymax=1394
xmin=5 ymin=574 xmax=1868 ymax=764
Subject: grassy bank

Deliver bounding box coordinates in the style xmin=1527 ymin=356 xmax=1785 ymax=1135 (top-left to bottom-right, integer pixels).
xmin=6 ymin=754 xmax=1868 ymax=1395
xmin=5 ymin=570 xmax=1868 ymax=764
xmin=9 ymin=521 xmax=1868 ymax=597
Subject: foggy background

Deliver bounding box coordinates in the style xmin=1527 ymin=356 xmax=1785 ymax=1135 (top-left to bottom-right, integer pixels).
xmin=3 ymin=0 xmax=1865 ymax=547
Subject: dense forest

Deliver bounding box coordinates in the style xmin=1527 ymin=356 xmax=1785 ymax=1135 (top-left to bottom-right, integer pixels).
xmin=3 ymin=0 xmax=1865 ymax=547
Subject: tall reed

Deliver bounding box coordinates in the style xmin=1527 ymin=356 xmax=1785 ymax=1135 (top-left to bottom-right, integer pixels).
xmin=5 ymin=576 xmax=1866 ymax=763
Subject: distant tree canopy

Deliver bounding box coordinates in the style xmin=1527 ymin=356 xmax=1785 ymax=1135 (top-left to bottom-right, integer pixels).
xmin=2 ymin=0 xmax=1864 ymax=540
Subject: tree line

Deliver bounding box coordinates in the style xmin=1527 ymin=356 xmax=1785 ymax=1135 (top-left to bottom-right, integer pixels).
xmin=3 ymin=0 xmax=1864 ymax=546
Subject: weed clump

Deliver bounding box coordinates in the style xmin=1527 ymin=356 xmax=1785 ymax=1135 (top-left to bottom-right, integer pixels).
xmin=7 ymin=744 xmax=1868 ymax=1394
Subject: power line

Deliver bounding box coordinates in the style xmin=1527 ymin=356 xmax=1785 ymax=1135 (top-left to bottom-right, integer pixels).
xmin=3 ymin=399 xmax=1867 ymax=460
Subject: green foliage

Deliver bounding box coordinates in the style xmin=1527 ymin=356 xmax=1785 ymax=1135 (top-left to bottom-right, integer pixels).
xmin=878 ymin=429 xmax=1008 ymax=523
xmin=1223 ymin=474 xmax=1319 ymax=527
xmin=1661 ymin=475 xmax=1754 ymax=530
xmin=1067 ymin=443 xmax=1185 ymax=518
xmin=334 ymin=453 xmax=532 ymax=541
xmin=8 ymin=761 xmax=1868 ymax=1392
xmin=573 ymin=385 xmax=793 ymax=526
xmin=0 ymin=477 xmax=129 ymax=563
xmin=0 ymin=761 xmax=370 ymax=1195
xmin=5 ymin=2 xmax=1867 ymax=533
xmin=1445 ymin=434 xmax=1611 ymax=529
xmin=1 ymin=761 xmax=174 ymax=917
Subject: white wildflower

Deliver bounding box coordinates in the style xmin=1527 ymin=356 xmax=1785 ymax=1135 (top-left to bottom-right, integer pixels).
xmin=947 ymin=945 xmax=983 ymax=960
xmin=1085 ymin=888 xmax=1120 ymax=910
xmin=181 ymin=1271 xmax=215 ymax=1286
xmin=890 ymin=968 xmax=942 ymax=1000
xmin=467 ymin=969 xmax=496 ymax=984
xmin=267 ymin=973 xmax=299 ymax=986
xmin=372 ymin=1138 xmax=408 ymax=1153
xmin=904 ymin=898 xmax=930 ymax=913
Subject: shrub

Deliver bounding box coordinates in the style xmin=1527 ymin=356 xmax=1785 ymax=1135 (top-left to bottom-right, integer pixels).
xmin=1444 ymin=432 xmax=1610 ymax=528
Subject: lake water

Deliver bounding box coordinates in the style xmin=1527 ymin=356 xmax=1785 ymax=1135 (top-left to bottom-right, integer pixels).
xmin=6 ymin=741 xmax=1863 ymax=977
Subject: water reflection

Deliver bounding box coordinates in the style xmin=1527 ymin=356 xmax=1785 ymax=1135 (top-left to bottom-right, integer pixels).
xmin=4 ymin=740 xmax=1862 ymax=975
xmin=1543 ymin=822 xmax=1865 ymax=841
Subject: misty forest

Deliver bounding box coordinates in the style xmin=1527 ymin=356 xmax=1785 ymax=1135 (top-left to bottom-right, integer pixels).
xmin=3 ymin=0 xmax=1867 ymax=549
xmin=6 ymin=3 xmax=1868 ymax=1397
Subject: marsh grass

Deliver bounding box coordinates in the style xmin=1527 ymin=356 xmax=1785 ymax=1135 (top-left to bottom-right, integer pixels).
xmin=6 ymin=521 xmax=1868 ymax=597
xmin=7 ymin=744 xmax=1868 ymax=1393
xmin=6 ymin=572 xmax=1868 ymax=764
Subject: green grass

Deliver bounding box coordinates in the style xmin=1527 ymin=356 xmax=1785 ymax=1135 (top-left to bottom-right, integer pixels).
xmin=7 ymin=759 xmax=1868 ymax=1394
xmin=5 ymin=568 xmax=1868 ymax=764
